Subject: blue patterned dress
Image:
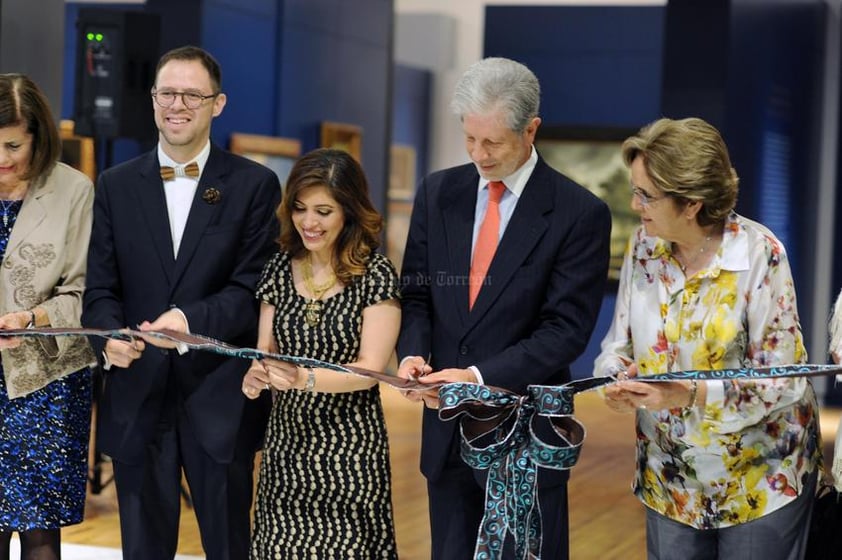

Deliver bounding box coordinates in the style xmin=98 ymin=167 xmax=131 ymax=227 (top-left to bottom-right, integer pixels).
xmin=0 ymin=200 xmax=91 ymax=531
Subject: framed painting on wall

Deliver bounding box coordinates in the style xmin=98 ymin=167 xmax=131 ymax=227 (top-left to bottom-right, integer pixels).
xmin=536 ymin=126 xmax=638 ymax=286
xmin=388 ymin=144 xmax=417 ymax=201
xmin=59 ymin=120 xmax=96 ymax=180
xmin=230 ymin=132 xmax=301 ymax=189
xmin=320 ymin=121 xmax=362 ymax=162
xmin=386 ymin=145 xmax=418 ymax=267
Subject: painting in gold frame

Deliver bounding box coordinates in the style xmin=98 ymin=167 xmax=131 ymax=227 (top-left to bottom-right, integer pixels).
xmin=59 ymin=120 xmax=96 ymax=180
xmin=230 ymin=132 xmax=301 ymax=188
xmin=536 ymin=126 xmax=638 ymax=287
xmin=320 ymin=121 xmax=362 ymax=162
xmin=388 ymin=144 xmax=417 ymax=201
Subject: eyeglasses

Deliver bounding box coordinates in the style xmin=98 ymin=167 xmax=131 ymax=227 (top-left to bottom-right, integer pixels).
xmin=631 ymin=185 xmax=668 ymax=207
xmin=151 ymin=88 xmax=218 ymax=109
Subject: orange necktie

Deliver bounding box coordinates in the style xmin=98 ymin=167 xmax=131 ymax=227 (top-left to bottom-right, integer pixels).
xmin=469 ymin=181 xmax=506 ymax=309
xmin=160 ymin=161 xmax=200 ymax=181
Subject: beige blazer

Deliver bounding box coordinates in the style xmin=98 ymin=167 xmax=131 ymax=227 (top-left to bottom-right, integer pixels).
xmin=1 ymin=162 xmax=96 ymax=398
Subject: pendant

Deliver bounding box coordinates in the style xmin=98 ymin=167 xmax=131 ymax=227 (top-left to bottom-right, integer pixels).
xmin=304 ymin=299 xmax=322 ymax=327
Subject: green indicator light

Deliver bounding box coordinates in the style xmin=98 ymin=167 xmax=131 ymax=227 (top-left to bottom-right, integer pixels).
xmin=86 ymin=32 xmax=94 ymax=41
xmin=95 ymin=33 xmax=103 ymax=42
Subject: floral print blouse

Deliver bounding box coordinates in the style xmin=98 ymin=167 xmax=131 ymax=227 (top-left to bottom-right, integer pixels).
xmin=594 ymin=213 xmax=820 ymax=529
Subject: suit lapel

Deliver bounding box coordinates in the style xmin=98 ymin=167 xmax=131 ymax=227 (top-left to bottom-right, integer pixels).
xmin=441 ymin=167 xmax=479 ymax=327
xmin=5 ymin=174 xmax=49 ymax=256
xmin=467 ymin=160 xmax=554 ymax=323
xmin=171 ymin=146 xmax=227 ymax=286
xmin=135 ymin=152 xmax=176 ymax=284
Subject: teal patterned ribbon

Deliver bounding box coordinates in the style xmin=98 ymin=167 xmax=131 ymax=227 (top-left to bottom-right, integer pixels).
xmin=640 ymin=363 xmax=842 ymax=382
xmin=438 ymin=383 xmax=585 ymax=560
xmin=0 ymin=327 xmax=425 ymax=389
xmin=4 ymin=329 xmax=842 ymax=559
xmin=438 ymin=365 xmax=842 ymax=560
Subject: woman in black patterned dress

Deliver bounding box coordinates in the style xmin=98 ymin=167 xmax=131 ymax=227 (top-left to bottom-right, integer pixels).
xmin=243 ymin=148 xmax=400 ymax=559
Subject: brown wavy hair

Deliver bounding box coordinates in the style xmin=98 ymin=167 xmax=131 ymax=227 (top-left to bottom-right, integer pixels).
xmin=277 ymin=148 xmax=383 ymax=283
xmin=0 ymin=74 xmax=60 ymax=181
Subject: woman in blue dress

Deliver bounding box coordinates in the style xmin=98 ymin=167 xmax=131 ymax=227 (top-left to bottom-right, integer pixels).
xmin=0 ymin=74 xmax=95 ymax=559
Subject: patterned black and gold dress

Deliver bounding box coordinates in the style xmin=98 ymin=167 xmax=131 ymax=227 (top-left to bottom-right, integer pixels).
xmin=250 ymin=251 xmax=399 ymax=559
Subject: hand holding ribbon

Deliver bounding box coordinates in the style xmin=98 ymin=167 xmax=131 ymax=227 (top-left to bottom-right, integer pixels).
xmin=0 ymin=327 xmax=438 ymax=390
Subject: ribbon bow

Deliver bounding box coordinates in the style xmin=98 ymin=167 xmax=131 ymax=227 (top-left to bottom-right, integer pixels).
xmin=437 ymin=367 xmax=842 ymax=559
xmin=160 ymin=161 xmax=200 ymax=181
xmin=439 ymin=382 xmax=587 ymax=560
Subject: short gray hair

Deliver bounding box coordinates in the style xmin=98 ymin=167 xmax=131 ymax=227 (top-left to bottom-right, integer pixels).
xmin=450 ymin=57 xmax=540 ymax=133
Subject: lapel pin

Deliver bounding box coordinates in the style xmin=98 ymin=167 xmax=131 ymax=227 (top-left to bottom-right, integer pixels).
xmin=202 ymin=187 xmax=221 ymax=205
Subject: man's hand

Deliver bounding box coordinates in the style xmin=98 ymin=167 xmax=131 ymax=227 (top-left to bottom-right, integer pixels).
xmin=137 ymin=309 xmax=188 ymax=349
xmin=397 ymin=356 xmax=432 ymax=380
xmin=412 ymin=367 xmax=478 ymax=409
xmin=104 ymin=336 xmax=146 ymax=368
xmin=396 ymin=356 xmax=432 ymax=403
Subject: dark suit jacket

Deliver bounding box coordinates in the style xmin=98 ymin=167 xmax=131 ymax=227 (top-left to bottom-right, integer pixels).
xmin=82 ymin=145 xmax=281 ymax=465
xmin=397 ymin=156 xmax=611 ymax=486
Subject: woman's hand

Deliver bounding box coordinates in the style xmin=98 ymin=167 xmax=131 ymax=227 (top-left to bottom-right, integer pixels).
xmin=603 ymin=383 xmax=639 ymax=413
xmin=242 ymin=359 xmax=272 ymax=399
xmin=262 ymin=358 xmax=302 ymax=392
xmin=610 ymin=379 xmax=697 ymax=411
xmin=604 ymin=364 xmax=699 ymax=411
xmin=0 ymin=311 xmax=30 ymax=349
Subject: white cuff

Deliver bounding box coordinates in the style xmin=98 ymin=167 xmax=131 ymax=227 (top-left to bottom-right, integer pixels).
xmin=399 ymin=355 xmax=421 ymax=368
xmin=704 ymin=380 xmax=723 ymax=407
xmin=469 ymin=365 xmax=484 ymax=385
xmin=170 ymin=307 xmax=190 ymax=355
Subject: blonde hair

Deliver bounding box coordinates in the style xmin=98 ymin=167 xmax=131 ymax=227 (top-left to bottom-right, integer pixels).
xmin=621 ymin=117 xmax=739 ymax=226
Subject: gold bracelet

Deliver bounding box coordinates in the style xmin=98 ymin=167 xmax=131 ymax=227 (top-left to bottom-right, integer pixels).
xmin=304 ymin=367 xmax=316 ymax=392
xmin=686 ymin=380 xmax=698 ymax=408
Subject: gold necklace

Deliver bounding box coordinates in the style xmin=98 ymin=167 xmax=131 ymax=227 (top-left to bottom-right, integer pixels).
xmin=675 ymin=235 xmax=713 ymax=273
xmin=302 ymin=254 xmax=336 ymax=327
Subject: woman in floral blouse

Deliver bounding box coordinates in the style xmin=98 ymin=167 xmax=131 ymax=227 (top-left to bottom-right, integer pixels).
xmin=594 ymin=117 xmax=819 ymax=560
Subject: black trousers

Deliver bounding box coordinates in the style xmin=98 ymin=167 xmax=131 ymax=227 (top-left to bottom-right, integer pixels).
xmin=112 ymin=405 xmax=255 ymax=560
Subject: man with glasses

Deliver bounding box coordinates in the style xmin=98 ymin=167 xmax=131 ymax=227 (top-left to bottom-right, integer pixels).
xmin=83 ymin=45 xmax=280 ymax=560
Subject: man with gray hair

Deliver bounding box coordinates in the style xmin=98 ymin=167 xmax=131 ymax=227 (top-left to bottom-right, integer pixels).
xmin=397 ymin=57 xmax=612 ymax=558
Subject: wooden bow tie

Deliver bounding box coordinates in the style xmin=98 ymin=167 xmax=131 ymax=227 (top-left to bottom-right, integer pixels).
xmin=160 ymin=161 xmax=200 ymax=181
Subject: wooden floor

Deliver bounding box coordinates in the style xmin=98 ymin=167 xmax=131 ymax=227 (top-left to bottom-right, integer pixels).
xmin=63 ymin=389 xmax=842 ymax=559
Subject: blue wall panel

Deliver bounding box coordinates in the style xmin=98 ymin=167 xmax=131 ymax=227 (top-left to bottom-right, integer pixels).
xmin=201 ymin=0 xmax=279 ymax=143
xmin=392 ymin=64 xmax=430 ymax=185
xmin=277 ymin=0 xmax=393 ymax=208
xmin=485 ymin=6 xmax=664 ymax=130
